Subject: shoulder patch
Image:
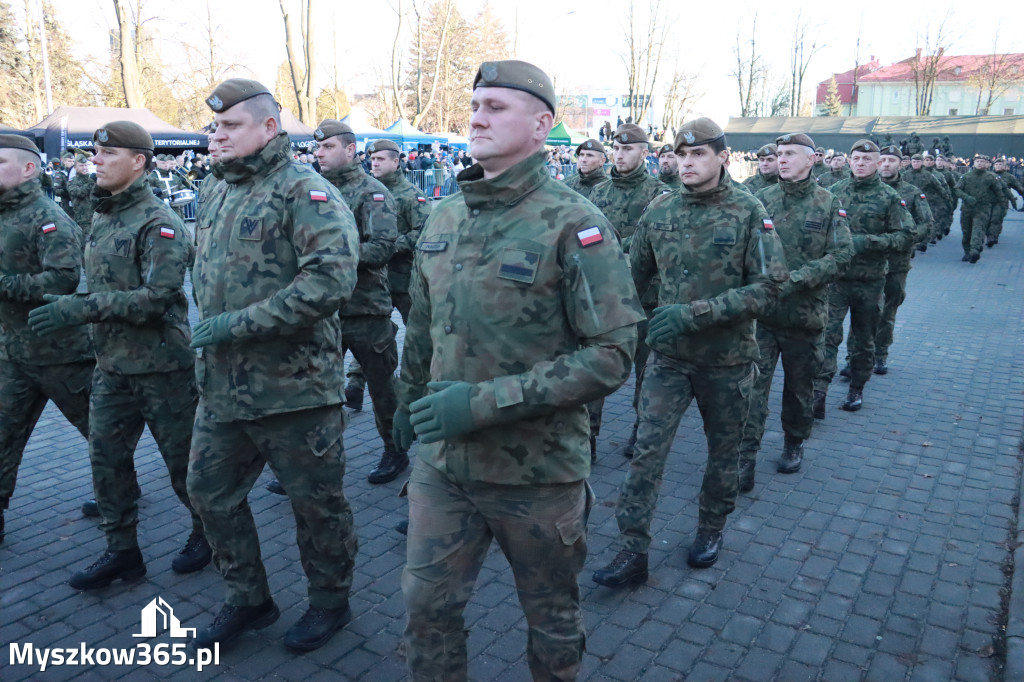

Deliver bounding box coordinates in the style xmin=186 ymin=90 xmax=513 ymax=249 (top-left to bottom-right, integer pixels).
xmin=416 ymin=196 xmax=427 ymax=203
xmin=920 ymin=193 xmax=927 ymax=199
xmin=762 ymin=218 xmax=774 ymax=230
xmin=310 ymin=190 xmax=328 ymax=202
xmin=159 ymin=227 xmax=175 ymax=239
xmin=577 ymin=226 xmax=604 ymax=247
xmin=900 ymin=199 xmax=907 ymax=207
xmin=372 ymin=192 xmax=385 ymax=202
xmin=838 ymin=209 xmax=847 ymax=218
xmin=40 ymin=222 xmax=57 ymax=234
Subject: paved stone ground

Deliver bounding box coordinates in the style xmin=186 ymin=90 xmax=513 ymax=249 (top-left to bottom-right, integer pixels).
xmin=1 ymin=211 xmax=1022 ymax=681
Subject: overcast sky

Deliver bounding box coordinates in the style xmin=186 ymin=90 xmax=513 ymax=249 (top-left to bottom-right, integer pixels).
xmin=52 ymin=0 xmax=1024 ymax=124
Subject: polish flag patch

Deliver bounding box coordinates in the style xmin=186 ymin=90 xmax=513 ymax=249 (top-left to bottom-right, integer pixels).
xmin=40 ymin=222 xmax=56 ymax=234
xmin=900 ymin=199 xmax=907 ymax=207
xmin=372 ymin=193 xmax=385 ymax=202
xmin=159 ymin=227 xmax=175 ymax=239
xmin=762 ymin=218 xmax=774 ymax=230
xmin=310 ymin=190 xmax=328 ymax=202
xmin=577 ymin=226 xmax=603 ymax=247
xmin=920 ymin=193 xmax=927 ymax=199
xmin=416 ymin=196 xmax=427 ymax=203
xmin=838 ymin=209 xmax=847 ymax=218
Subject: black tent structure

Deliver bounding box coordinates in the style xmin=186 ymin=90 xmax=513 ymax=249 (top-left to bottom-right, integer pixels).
xmin=725 ymin=115 xmax=1024 ymax=158
xmin=26 ymin=106 xmax=207 ymax=159
xmin=280 ymin=109 xmax=315 ymax=149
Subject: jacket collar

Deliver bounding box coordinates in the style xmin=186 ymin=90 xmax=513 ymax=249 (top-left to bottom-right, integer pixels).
xmin=457 ymin=152 xmax=549 ymax=210
xmin=93 ymin=174 xmax=152 ymax=214
xmin=0 ymin=180 xmax=42 ymax=212
xmin=211 ymin=133 xmax=292 ymax=184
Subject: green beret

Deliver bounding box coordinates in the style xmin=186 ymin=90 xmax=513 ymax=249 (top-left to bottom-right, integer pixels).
xmin=775 ymin=133 xmax=815 ymax=149
xmin=60 ymin=150 xmax=73 ymax=160
xmin=814 ymin=146 xmax=825 ymax=154
xmin=612 ymin=124 xmax=648 ymax=145
xmin=975 ymin=154 xmax=991 ymax=161
xmin=313 ymin=119 xmax=354 ymax=142
xmin=472 ymin=60 xmax=555 ymax=115
xmin=68 ymin=147 xmax=92 ymax=163
xmin=756 ymin=143 xmax=778 ymax=158
xmin=576 ymin=139 xmax=605 ymax=155
xmin=366 ymin=139 xmax=400 ymax=154
xmin=879 ymin=145 xmax=902 ymax=158
xmin=0 ymin=133 xmax=41 ymax=158
xmin=658 ymin=144 xmax=674 ymax=155
xmin=850 ymin=139 xmax=879 ymax=154
xmin=94 ymin=121 xmax=154 ymax=152
xmin=911 ymin=153 xmax=923 ymax=161
xmin=674 ymin=117 xmax=724 ymax=150
xmin=994 ymin=156 xmax=1007 ymax=163
xmin=206 ymin=78 xmax=272 ymax=113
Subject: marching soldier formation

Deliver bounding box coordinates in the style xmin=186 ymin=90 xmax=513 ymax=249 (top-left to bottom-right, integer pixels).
xmin=2 ymin=56 xmax=1023 ymax=681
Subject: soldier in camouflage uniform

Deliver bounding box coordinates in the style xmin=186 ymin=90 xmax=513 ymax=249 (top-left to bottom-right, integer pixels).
xmin=956 ymin=156 xmax=1006 ymax=262
xmin=921 ymin=154 xmax=953 ymax=241
xmin=742 ymin=143 xmax=779 ymax=193
xmin=657 ymin=143 xmax=680 ymax=187
xmin=935 ymin=155 xmax=960 ymax=236
xmin=0 ymin=135 xmax=95 ymax=545
xmin=395 ymin=60 xmax=643 ymax=681
xmin=51 ymin=151 xmax=73 ymax=213
xmin=874 ymin=145 xmax=933 ymax=375
xmin=990 ymin=157 xmax=1022 ymax=246
xmin=150 ymin=155 xmax=189 ymax=221
xmin=27 ymin=122 xmax=209 ymax=589
xmin=817 ymin=152 xmax=850 ymax=188
xmin=737 ymin=133 xmax=853 ymax=491
xmin=811 ymin=147 xmax=828 ymax=179
xmin=906 ymin=132 xmax=924 ymax=156
xmin=66 ymin=150 xmax=97 ymax=236
xmin=342 ymin=139 xmax=431 ymax=417
xmin=904 ymin=153 xmax=951 ymax=246
xmin=813 ymin=140 xmax=915 ymax=414
xmin=308 ymin=120 xmax=406 ymax=486
xmin=185 ymin=79 xmax=361 ymax=653
xmin=588 ymin=123 xmax=670 ymax=459
xmin=564 ymin=139 xmax=608 ymax=200
xmin=593 ymin=118 xmax=789 ymax=587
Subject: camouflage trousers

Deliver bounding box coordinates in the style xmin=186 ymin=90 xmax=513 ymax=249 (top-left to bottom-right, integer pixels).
xmin=187 ymin=403 xmax=356 ymax=609
xmin=0 ymin=360 xmax=93 ymax=507
xmin=991 ymin=205 xmax=1009 ymax=240
xmin=929 ymin=201 xmax=951 ymax=241
xmin=345 ymin=301 xmax=408 ymax=393
xmin=616 ymin=352 xmax=755 ymax=549
xmin=340 ymin=316 xmax=400 ymax=451
xmin=586 ymin=310 xmax=651 ymax=438
xmin=961 ymin=205 xmax=996 ymax=256
xmin=402 ymin=458 xmax=592 ymax=681
xmin=874 ymin=270 xmax=909 ymax=363
xmin=815 ymin=279 xmax=885 ymax=393
xmin=739 ymin=325 xmax=822 ymax=466
xmin=90 ymin=367 xmax=201 ymax=551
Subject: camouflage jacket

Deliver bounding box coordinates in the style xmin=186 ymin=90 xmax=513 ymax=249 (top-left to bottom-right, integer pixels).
xmin=0 ymin=181 xmax=92 ymax=365
xmin=589 ymin=162 xmax=668 ymax=252
xmin=995 ymin=171 xmax=1022 ymax=206
xmin=659 ymin=170 xmax=681 ymax=188
xmin=193 ymin=133 xmax=360 ymax=421
xmin=51 ymin=169 xmax=71 ymax=210
xmin=811 ymin=162 xmax=828 ymax=179
xmin=323 ymin=162 xmax=397 ymax=317
xmin=564 ymin=166 xmax=608 ymax=201
xmin=396 ymin=152 xmax=643 ymax=485
xmin=939 ymin=168 xmax=959 ymax=204
xmin=830 ymin=174 xmax=916 ymax=281
xmin=904 ymin=167 xmax=952 ymax=208
xmin=817 ymin=168 xmax=850 ymax=188
xmin=755 ymin=176 xmax=853 ymax=331
xmin=882 ymin=177 xmax=932 ymax=274
xmin=742 ymin=171 xmax=778 ymax=193
xmin=631 ymin=169 xmax=789 ymax=366
xmin=377 ymin=169 xmax=431 ymax=296
xmin=67 ymin=172 xmax=97 ymax=233
xmin=83 ymin=174 xmax=194 ymax=375
xmin=956 ymin=169 xmax=1006 ymax=208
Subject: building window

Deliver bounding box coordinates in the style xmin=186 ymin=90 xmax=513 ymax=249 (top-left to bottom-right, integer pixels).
xmin=891 ymin=89 xmax=900 ymax=103
xmin=1005 ymin=108 xmax=1015 ymax=115
xmin=954 ymin=66 xmax=962 ymax=75
xmin=948 ymin=108 xmax=958 ymax=116
xmin=948 ymin=89 xmax=961 ymax=103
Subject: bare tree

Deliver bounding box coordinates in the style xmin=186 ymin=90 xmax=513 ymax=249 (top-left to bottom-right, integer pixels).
xmin=112 ymin=0 xmax=143 ymax=107
xmin=620 ymin=0 xmax=667 ymax=124
xmin=788 ymin=10 xmax=824 ymax=116
xmin=968 ymin=31 xmax=1024 ymax=115
xmin=278 ymin=0 xmax=317 ymax=124
xmin=909 ymin=11 xmax=959 ymax=116
xmin=732 ymin=12 xmax=764 ymax=117
xmin=400 ymin=0 xmax=455 ymax=129
xmin=661 ymin=66 xmax=702 ymax=133
xmin=850 ymin=12 xmax=864 ymax=116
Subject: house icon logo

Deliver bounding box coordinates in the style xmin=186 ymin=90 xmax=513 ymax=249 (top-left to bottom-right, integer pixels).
xmin=133 ymin=597 xmax=196 ymax=639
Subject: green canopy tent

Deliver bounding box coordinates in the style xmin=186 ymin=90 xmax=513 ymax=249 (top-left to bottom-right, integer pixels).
xmin=546 ymin=121 xmax=589 ymax=147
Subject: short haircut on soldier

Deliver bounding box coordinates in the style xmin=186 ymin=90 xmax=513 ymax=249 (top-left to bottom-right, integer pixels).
xmin=242 ymin=93 xmax=282 ymax=127
xmin=709 ymin=136 xmax=727 ymax=154
xmin=377 ymin=149 xmax=400 ymax=160
xmin=338 ymin=132 xmax=357 ymax=147
xmin=13 ymin=148 xmax=41 ymax=178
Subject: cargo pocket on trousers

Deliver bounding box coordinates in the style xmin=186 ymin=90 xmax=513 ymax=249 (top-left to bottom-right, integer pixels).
xmin=306 ymin=418 xmax=344 ymax=458
xmin=555 ymin=486 xmax=589 ymax=546
xmin=738 ymin=365 xmax=758 ymax=400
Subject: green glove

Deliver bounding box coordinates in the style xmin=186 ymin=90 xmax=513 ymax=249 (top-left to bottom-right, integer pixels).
xmin=647 ymin=304 xmax=697 ymax=345
xmin=27 ymin=294 xmax=88 ymax=336
xmin=393 ymin=407 xmax=415 ymax=451
xmin=190 ymin=312 xmax=237 ymax=348
xmin=409 ymin=381 xmax=476 ymax=444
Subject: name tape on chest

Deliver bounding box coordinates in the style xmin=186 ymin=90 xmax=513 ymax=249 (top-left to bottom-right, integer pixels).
xmin=372 ymin=193 xmax=385 ymax=202
xmin=40 ymin=222 xmax=57 ymax=234
xmin=159 ymin=227 xmax=175 ymax=239
xmin=310 ymin=190 xmax=328 ymax=202
xmin=762 ymin=218 xmax=774 ymax=230
xmin=577 ymin=226 xmax=603 ymax=247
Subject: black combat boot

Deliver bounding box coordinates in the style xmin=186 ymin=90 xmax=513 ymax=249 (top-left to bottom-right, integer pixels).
xmin=687 ymin=530 xmax=723 ymax=568
xmin=367 ymin=448 xmax=409 ymax=484
xmin=265 ymin=478 xmax=287 ymax=495
xmin=777 ymin=435 xmax=804 ymax=474
xmin=961 ymin=254 xmax=970 ymax=262
xmin=171 ymin=530 xmax=212 ymax=574
xmin=873 ymin=359 xmax=888 ymax=375
xmin=592 ymin=549 xmax=648 ymax=587
xmin=841 ymin=387 xmax=864 ymax=411
xmin=194 ymin=599 xmax=280 ymax=651
xmin=344 ymin=384 xmax=363 ymax=411
xmin=83 ymin=471 xmax=143 ymax=518
xmin=284 ymin=603 xmax=351 ymax=652
xmin=622 ymin=422 xmax=638 ymax=459
xmin=395 ymin=519 xmax=409 ymax=535
xmin=969 ymin=253 xmax=980 ymax=263
xmin=69 ymin=547 xmax=146 ymax=590
xmin=812 ymin=390 xmax=827 ymax=420
xmin=738 ymin=459 xmax=755 ymax=493
xmin=838 ymin=365 xmax=851 ymax=380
